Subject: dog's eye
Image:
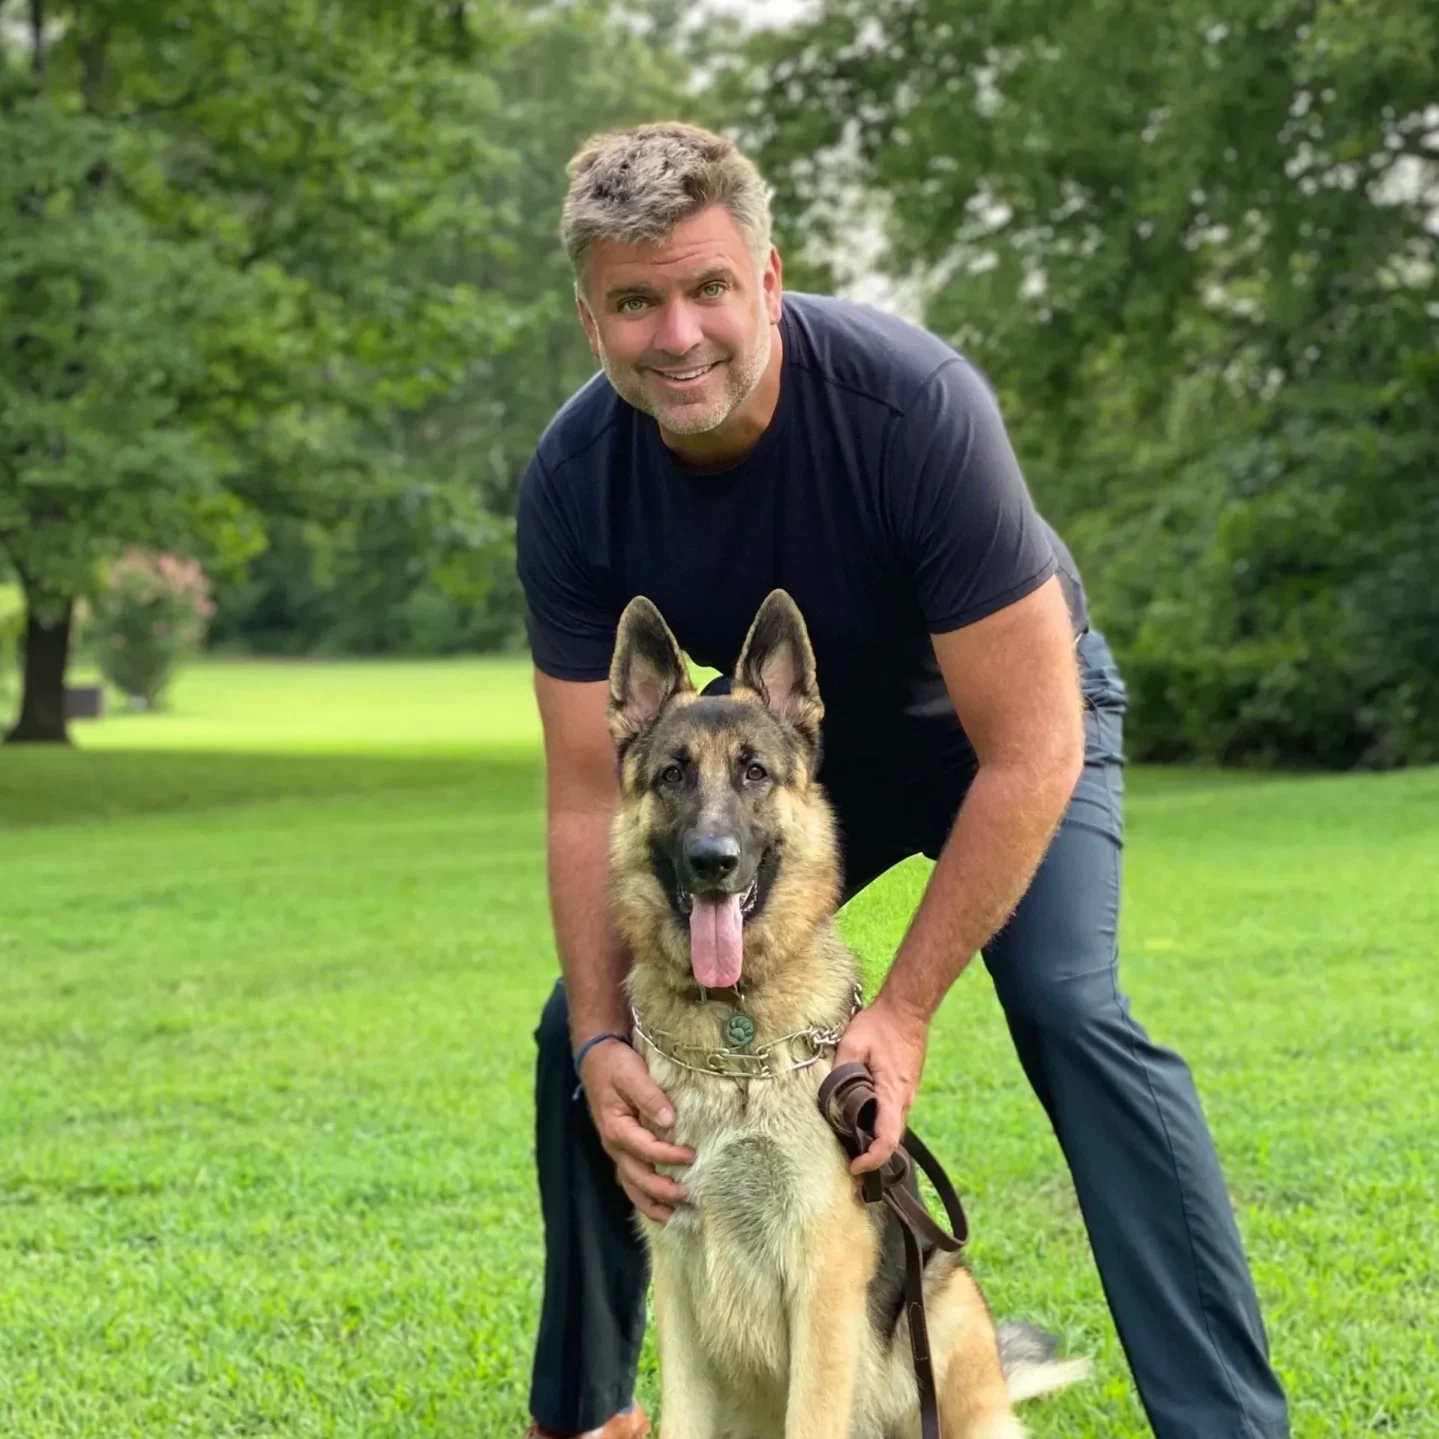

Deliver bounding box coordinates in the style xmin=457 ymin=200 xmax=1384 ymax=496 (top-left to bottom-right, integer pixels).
xmin=659 ymin=763 xmax=684 ymax=786
xmin=745 ymin=762 xmax=768 ymax=783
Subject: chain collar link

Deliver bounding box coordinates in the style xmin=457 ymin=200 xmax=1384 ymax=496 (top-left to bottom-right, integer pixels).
xmin=631 ymin=983 xmax=862 ymax=1081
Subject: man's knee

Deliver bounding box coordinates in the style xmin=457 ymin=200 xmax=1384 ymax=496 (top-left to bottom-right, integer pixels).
xmin=994 ymin=962 xmax=1123 ymax=1044
xmin=535 ymin=980 xmax=571 ymax=1056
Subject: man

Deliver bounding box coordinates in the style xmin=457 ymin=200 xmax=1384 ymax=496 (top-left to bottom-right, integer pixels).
xmin=514 ymin=121 xmax=1290 ymax=1439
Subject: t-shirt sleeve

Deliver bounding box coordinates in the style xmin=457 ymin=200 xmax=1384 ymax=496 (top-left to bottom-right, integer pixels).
xmin=888 ymin=359 xmax=1057 ymax=634
xmin=514 ymin=453 xmax=618 ymax=681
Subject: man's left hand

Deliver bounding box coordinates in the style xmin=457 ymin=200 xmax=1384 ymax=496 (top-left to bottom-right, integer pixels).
xmin=833 ymin=993 xmax=932 ymax=1176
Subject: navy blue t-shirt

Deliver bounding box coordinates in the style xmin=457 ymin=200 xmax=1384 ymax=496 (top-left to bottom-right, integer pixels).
xmin=516 ymin=293 xmax=1087 ymax=815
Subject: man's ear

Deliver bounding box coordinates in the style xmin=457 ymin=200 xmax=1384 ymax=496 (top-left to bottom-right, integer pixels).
xmin=734 ymin=589 xmax=823 ymax=750
xmin=761 ymin=244 xmax=784 ymax=326
xmin=607 ymin=596 xmax=693 ymax=751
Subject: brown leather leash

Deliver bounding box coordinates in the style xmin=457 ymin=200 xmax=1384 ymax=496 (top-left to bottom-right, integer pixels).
xmin=818 ymin=1061 xmax=969 ymax=1439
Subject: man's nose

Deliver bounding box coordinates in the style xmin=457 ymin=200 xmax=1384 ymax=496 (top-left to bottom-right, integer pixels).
xmin=652 ymin=300 xmax=705 ymax=357
xmin=684 ymin=833 xmax=740 ymax=887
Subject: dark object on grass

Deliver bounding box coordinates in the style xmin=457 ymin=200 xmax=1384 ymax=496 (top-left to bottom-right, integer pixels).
xmin=65 ymin=684 xmax=105 ymax=721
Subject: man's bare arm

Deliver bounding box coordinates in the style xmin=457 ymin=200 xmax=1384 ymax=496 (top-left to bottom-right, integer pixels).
xmin=533 ymin=672 xmax=631 ymax=1046
xmin=880 ymin=575 xmax=1086 ymax=1021
xmin=837 ymin=577 xmax=1084 ymax=1172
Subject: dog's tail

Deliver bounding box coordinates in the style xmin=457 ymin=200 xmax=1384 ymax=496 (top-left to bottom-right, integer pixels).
xmin=996 ymin=1321 xmax=1092 ymax=1404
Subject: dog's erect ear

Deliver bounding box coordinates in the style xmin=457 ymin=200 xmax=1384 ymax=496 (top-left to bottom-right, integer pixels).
xmin=608 ymin=596 xmax=693 ymax=751
xmin=735 ymin=589 xmax=823 ymax=749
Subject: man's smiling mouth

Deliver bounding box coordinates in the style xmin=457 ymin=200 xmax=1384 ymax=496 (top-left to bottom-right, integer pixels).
xmin=652 ymin=361 xmax=721 ymax=383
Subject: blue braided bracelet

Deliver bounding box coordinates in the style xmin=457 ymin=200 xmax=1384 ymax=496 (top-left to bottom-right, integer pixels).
xmin=572 ymin=1031 xmax=632 ymax=1099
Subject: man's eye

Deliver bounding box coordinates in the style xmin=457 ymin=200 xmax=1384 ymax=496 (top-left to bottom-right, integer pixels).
xmin=660 ymin=763 xmax=684 ymax=785
xmin=745 ymin=762 xmax=768 ymax=783
xmin=700 ymin=281 xmax=726 ymax=299
xmin=618 ymin=297 xmax=648 ymax=314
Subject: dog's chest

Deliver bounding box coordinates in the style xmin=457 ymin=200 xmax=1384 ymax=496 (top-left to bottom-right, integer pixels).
xmin=670 ymin=1070 xmax=837 ymax=1198
xmin=681 ymin=1104 xmax=828 ymax=1239
xmin=654 ymin=1078 xmax=845 ymax=1384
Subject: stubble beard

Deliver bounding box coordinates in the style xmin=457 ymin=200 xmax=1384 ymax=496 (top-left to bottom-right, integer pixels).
xmin=599 ymin=305 xmax=773 ymax=437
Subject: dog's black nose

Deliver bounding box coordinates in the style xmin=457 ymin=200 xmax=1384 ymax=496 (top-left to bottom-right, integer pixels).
xmin=684 ymin=833 xmax=740 ymax=886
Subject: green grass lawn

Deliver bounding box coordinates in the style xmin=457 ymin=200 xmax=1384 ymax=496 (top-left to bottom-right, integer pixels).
xmin=1 ymin=659 xmax=1436 ymax=1438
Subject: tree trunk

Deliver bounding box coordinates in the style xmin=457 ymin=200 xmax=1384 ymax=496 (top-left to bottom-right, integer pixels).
xmin=30 ymin=0 xmax=45 ymax=74
xmin=6 ymin=596 xmax=74 ymax=745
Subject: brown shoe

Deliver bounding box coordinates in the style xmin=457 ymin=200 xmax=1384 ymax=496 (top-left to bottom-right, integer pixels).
xmin=523 ymin=1403 xmax=651 ymax=1439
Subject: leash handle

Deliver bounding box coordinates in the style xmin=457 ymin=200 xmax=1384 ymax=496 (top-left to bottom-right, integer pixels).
xmin=818 ymin=1064 xmax=967 ymax=1247
xmin=818 ymin=1061 xmax=969 ymax=1439
xmin=818 ymin=1061 xmax=894 ymax=1202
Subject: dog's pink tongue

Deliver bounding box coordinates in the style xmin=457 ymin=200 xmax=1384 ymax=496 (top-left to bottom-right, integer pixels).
xmin=689 ymin=893 xmax=744 ymax=989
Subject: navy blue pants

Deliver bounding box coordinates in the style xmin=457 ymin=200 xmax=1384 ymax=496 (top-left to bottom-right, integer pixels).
xmin=529 ymin=631 xmax=1290 ymax=1439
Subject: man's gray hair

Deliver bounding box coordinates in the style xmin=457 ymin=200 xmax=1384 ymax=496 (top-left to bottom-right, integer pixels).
xmin=562 ymin=122 xmax=773 ymax=284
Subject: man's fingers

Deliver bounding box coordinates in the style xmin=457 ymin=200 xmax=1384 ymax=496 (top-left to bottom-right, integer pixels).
xmin=850 ymin=1093 xmax=908 ymax=1175
xmin=616 ymin=1153 xmax=688 ymax=1208
xmin=607 ymin=1113 xmax=696 ymax=1167
xmin=613 ymin=1059 xmax=680 ymax=1130
xmin=874 ymin=1094 xmax=909 ymax=1156
xmin=618 ymin=1173 xmax=675 ymax=1225
xmin=851 ymin=1135 xmax=897 ymax=1175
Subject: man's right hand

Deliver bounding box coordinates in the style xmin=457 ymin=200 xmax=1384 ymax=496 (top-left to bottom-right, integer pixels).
xmin=578 ymin=1038 xmax=696 ymax=1224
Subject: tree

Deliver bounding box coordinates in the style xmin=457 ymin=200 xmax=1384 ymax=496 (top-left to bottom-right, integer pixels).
xmin=724 ymin=0 xmax=1439 ymax=766
xmin=0 ymin=0 xmax=513 ymax=741
xmin=0 ymin=94 xmax=231 ymax=739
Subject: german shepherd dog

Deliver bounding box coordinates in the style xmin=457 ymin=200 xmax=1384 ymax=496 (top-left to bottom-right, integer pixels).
xmin=605 ymin=590 xmax=1087 ymax=1439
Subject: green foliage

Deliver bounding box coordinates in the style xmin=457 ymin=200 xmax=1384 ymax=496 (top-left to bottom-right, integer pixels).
xmin=0 ymin=0 xmax=518 ymax=684
xmin=208 ymin=505 xmax=523 ymax=657
xmin=0 ymin=93 xmax=240 ymax=609
xmin=91 ymin=550 xmax=214 ymax=706
xmin=726 ymin=0 xmax=1439 ymax=766
xmin=0 ymin=662 xmax=1436 ymax=1434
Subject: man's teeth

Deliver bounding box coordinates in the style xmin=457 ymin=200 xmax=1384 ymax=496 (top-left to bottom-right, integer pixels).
xmin=659 ymin=364 xmax=714 ymax=380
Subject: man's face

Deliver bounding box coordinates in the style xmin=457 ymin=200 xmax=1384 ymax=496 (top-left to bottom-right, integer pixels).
xmin=576 ymin=205 xmax=783 ymax=438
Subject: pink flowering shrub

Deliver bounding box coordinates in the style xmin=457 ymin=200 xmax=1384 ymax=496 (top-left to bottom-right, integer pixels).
xmin=92 ymin=550 xmax=215 ymax=706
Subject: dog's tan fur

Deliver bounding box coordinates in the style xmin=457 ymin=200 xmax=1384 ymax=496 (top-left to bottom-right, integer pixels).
xmin=606 ymin=590 xmax=1072 ymax=1439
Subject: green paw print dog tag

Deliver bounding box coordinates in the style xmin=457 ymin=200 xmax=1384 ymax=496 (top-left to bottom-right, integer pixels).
xmin=725 ymin=1013 xmax=757 ymax=1049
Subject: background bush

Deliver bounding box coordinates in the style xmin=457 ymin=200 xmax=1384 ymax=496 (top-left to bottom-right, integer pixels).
xmin=92 ymin=552 xmax=215 ymax=708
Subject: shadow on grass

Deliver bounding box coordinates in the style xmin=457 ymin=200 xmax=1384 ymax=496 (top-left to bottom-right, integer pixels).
xmin=0 ymin=747 xmax=541 ymax=831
